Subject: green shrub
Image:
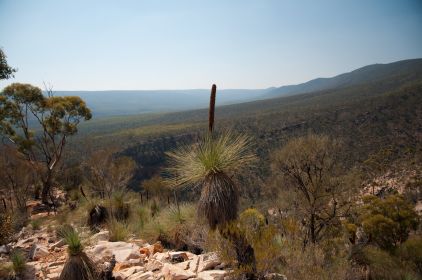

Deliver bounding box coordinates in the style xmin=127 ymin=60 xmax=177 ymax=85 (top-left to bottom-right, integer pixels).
xmin=10 ymin=250 xmax=26 ymax=275
xmin=397 ymin=236 xmax=422 ymax=275
xmin=30 ymin=218 xmax=42 ymax=230
xmin=61 ymin=226 xmax=83 ymax=256
xmin=56 ymin=224 xmax=75 ymax=239
xmin=358 ymin=194 xmax=419 ymax=250
xmin=360 ymin=246 xmax=403 ymax=280
xmin=108 ymin=219 xmax=129 ymax=242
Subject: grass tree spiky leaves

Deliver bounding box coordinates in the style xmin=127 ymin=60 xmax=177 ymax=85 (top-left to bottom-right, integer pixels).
xmin=166 ymin=131 xmax=256 ymax=229
xmin=59 ymin=226 xmax=98 ymax=280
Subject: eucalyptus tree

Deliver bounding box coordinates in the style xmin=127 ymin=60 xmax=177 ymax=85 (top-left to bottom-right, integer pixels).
xmin=0 ymin=83 xmax=92 ymax=205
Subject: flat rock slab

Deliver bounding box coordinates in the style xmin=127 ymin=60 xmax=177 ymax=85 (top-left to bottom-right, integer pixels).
xmin=90 ymin=241 xmax=141 ymax=263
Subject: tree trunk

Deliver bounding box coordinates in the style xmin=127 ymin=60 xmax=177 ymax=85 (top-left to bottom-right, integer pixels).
xmin=41 ymin=173 xmax=53 ymax=205
xmin=310 ymin=213 xmax=316 ymax=244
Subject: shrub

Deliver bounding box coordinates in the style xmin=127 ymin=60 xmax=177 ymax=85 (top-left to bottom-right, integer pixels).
xmin=59 ymin=226 xmax=98 ymax=280
xmin=108 ymin=219 xmax=129 ymax=242
xmin=359 ymin=246 xmax=403 ymax=280
xmin=62 ymin=226 xmax=83 ymax=256
xmin=10 ymin=250 xmax=26 ymax=275
xmin=30 ymin=218 xmax=42 ymax=230
xmin=110 ymin=191 xmax=130 ymax=221
xmin=397 ymin=236 xmax=422 ymax=275
xmin=358 ymin=194 xmax=419 ymax=250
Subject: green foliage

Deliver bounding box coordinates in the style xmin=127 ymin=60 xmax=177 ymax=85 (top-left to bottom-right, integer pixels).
xmin=0 ymin=48 xmax=16 ymax=80
xmin=397 ymin=236 xmax=422 ymax=275
xmin=10 ymin=250 xmax=26 ymax=275
xmin=358 ymin=246 xmax=406 ymax=280
xmin=61 ymin=226 xmax=83 ymax=256
xmin=358 ymin=194 xmax=418 ymax=250
xmin=0 ymin=83 xmax=92 ymax=203
xmin=271 ymin=134 xmax=357 ymax=244
xmin=166 ymin=131 xmax=256 ymax=187
xmin=30 ymin=218 xmax=42 ymax=230
xmin=108 ymin=219 xmax=129 ymax=242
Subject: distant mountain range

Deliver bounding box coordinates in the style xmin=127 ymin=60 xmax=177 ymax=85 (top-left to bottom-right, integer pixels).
xmin=56 ymin=58 xmax=422 ymax=117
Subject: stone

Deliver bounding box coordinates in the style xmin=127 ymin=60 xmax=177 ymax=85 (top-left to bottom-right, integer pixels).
xmin=15 ymin=237 xmax=38 ymax=248
xmin=196 ymin=270 xmax=227 ymax=280
xmin=118 ymin=266 xmax=144 ymax=278
xmin=153 ymin=252 xmax=170 ymax=262
xmin=175 ymin=260 xmax=190 ymax=270
xmin=127 ymin=271 xmax=154 ymax=280
xmin=29 ymin=244 xmax=49 ymax=261
xmin=197 ymin=253 xmax=220 ymax=272
xmin=162 ymin=263 xmax=196 ymax=280
xmin=140 ymin=242 xmax=164 ymax=257
xmin=46 ymin=272 xmax=60 ymax=280
xmin=146 ymin=259 xmax=164 ymax=271
xmin=170 ymin=252 xmax=189 ymax=263
xmin=50 ymin=239 xmax=65 ymax=250
xmin=0 ymin=245 xmax=10 ymax=254
xmin=90 ymin=241 xmax=141 ymax=263
xmin=91 ymin=230 xmax=110 ymax=242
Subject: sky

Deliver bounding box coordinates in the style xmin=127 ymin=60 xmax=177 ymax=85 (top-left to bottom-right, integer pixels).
xmin=0 ymin=0 xmax=421 ymax=90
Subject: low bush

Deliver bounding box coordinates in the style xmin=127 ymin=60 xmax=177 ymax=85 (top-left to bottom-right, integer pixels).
xmin=10 ymin=250 xmax=26 ymax=275
xmin=108 ymin=219 xmax=129 ymax=242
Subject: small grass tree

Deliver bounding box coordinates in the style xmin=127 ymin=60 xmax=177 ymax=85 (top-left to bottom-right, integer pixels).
xmin=166 ymin=84 xmax=258 ymax=277
xmin=59 ymin=226 xmax=98 ymax=280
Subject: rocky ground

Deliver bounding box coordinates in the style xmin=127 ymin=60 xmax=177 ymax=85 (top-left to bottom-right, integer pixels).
xmin=0 ymin=208 xmax=230 ymax=280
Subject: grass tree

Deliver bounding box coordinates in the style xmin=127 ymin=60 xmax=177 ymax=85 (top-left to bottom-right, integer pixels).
xmin=166 ymin=84 xmax=258 ymax=277
xmin=59 ymin=226 xmax=98 ymax=280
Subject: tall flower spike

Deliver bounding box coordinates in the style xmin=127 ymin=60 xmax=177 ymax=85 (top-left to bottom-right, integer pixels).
xmin=208 ymin=84 xmax=217 ymax=133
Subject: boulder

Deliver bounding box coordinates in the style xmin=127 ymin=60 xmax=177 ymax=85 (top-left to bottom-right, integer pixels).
xmin=146 ymin=259 xmax=164 ymax=271
xmin=127 ymin=271 xmax=154 ymax=280
xmin=15 ymin=237 xmax=38 ymax=249
xmin=152 ymin=252 xmax=170 ymax=262
xmin=90 ymin=230 xmax=110 ymax=242
xmin=140 ymin=242 xmax=164 ymax=257
xmin=117 ymin=265 xmax=144 ymax=278
xmin=162 ymin=263 xmax=196 ymax=280
xmin=196 ymin=270 xmax=227 ymax=280
xmin=0 ymin=245 xmax=10 ymax=254
xmin=90 ymin=241 xmax=141 ymax=263
xmin=170 ymin=252 xmax=189 ymax=263
xmin=29 ymin=244 xmax=49 ymax=261
xmin=197 ymin=253 xmax=220 ymax=272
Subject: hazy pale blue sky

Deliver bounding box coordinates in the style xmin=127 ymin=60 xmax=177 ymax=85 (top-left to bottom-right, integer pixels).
xmin=1 ymin=0 xmax=421 ymax=90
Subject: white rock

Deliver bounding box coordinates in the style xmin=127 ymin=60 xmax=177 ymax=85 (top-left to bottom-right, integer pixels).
xmin=50 ymin=239 xmax=65 ymax=250
xmin=29 ymin=244 xmax=49 ymax=260
xmin=127 ymin=270 xmax=154 ymax=280
xmin=90 ymin=230 xmax=110 ymax=242
xmin=162 ymin=263 xmax=196 ymax=280
xmin=196 ymin=270 xmax=227 ymax=280
xmin=0 ymin=245 xmax=10 ymax=254
xmin=146 ymin=259 xmax=164 ymax=271
xmin=152 ymin=252 xmax=170 ymax=262
xmin=15 ymin=237 xmax=38 ymax=248
xmin=90 ymin=241 xmax=141 ymax=263
xmin=197 ymin=253 xmax=220 ymax=272
xmin=118 ymin=266 xmax=144 ymax=278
